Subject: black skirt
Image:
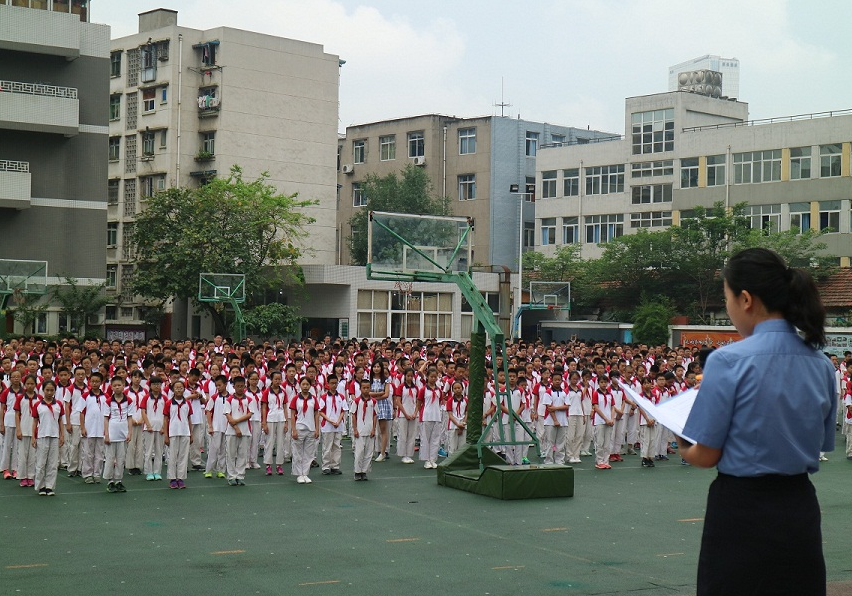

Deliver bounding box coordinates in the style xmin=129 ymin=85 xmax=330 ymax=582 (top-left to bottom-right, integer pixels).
xmin=697 ymin=472 xmax=826 ymax=596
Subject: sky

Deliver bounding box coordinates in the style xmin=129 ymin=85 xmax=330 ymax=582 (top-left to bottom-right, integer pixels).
xmin=95 ymin=0 xmax=852 ymax=135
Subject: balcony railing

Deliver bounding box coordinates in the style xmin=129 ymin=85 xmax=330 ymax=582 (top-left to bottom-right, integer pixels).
xmin=0 ymin=159 xmax=30 ymax=173
xmin=0 ymin=79 xmax=79 ymax=135
xmin=0 ymin=159 xmax=31 ymax=209
xmin=0 ymin=79 xmax=78 ymax=99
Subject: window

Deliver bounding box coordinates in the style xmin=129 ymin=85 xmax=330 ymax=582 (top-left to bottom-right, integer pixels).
xmin=197 ymin=42 xmax=216 ymax=66
xmin=459 ymin=128 xmax=476 ymax=155
xmin=541 ymin=218 xmax=556 ymax=245
xmin=121 ymin=307 xmax=134 ymax=320
xmin=140 ymin=175 xmax=164 ymax=198
xmin=107 ymin=222 xmax=118 ymax=247
xmin=585 ymin=164 xmax=625 ymax=195
xmin=745 ymin=204 xmax=781 ymax=234
xmin=353 ymin=140 xmax=365 ymax=164
xmin=202 ymin=131 xmax=215 ymax=155
xmin=706 ymin=154 xmax=726 ymax=186
xmin=563 ymin=168 xmax=580 ymax=196
xmin=790 ymin=147 xmax=811 ymax=180
xmin=680 ymin=158 xmax=699 ymax=188
xmin=631 ymin=211 xmax=672 ymax=228
xmin=105 ymin=306 xmax=117 ymax=320
xmin=631 ymin=108 xmax=674 ymax=154
xmin=523 ymin=222 xmax=535 ymax=249
xmin=789 ymin=202 xmax=811 ymax=233
xmin=109 ymin=94 xmax=121 ymax=120
xmin=632 ymin=160 xmax=674 ymax=178
xmin=408 ymin=131 xmax=424 ymax=158
xmin=160 ymin=87 xmax=168 ymax=104
xmin=123 ymin=178 xmax=136 ymax=217
xmin=551 ymin=134 xmax=566 ymax=145
xmin=585 ymin=214 xmax=624 ymax=244
xmin=733 ymin=150 xmax=781 ymax=184
xmin=541 ymin=171 xmax=557 ymax=199
xmin=142 ymin=88 xmax=155 ymax=112
xmin=108 ymin=136 xmax=120 ymax=161
xmin=123 ymin=223 xmax=135 ymax=258
xmin=141 ymin=131 xmax=155 ymax=156
xmin=458 ymin=174 xmax=476 ymax=201
xmin=106 ymin=265 xmax=117 ymax=289
xmin=159 ymin=129 xmax=167 ymax=148
xmin=379 ymin=135 xmax=396 ymax=161
xmin=819 ymin=200 xmax=841 ymax=231
xmin=632 ymin=183 xmax=672 ymax=204
xmin=110 ymin=50 xmax=121 ymax=77
xmin=140 ymin=44 xmax=156 ymax=83
xmin=525 ymin=177 xmax=536 ymax=202
xmin=107 ymin=179 xmax=119 ymax=205
xmin=562 ymin=217 xmax=579 ymax=244
xmin=526 ymin=131 xmax=539 ymax=156
xmin=352 ymin=183 xmax=366 ymax=207
xmin=820 ymin=144 xmax=842 ymax=178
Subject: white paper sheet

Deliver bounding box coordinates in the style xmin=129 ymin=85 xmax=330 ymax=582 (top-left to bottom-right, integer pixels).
xmin=619 ymin=382 xmax=699 ymax=444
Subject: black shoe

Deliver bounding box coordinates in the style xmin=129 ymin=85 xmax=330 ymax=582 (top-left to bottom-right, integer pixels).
xmin=191 ymin=464 xmax=205 ymax=471
xmin=115 ymin=482 xmax=127 ymax=492
xmin=236 ymin=479 xmax=245 ymax=486
xmin=362 ymin=475 xmax=368 ymax=481
xmin=310 ymin=460 xmax=319 ymax=468
xmin=354 ymin=473 xmax=362 ymax=481
xmin=331 ymin=469 xmax=342 ymax=475
xmin=38 ymin=487 xmax=47 ymax=495
xmin=45 ymin=488 xmax=55 ymax=496
xmin=107 ymin=482 xmax=117 ymax=493
xmin=321 ymin=469 xmax=331 ymax=475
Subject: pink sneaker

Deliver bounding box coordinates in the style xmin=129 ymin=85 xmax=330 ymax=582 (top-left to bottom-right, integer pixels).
xmin=19 ymin=479 xmax=27 ymax=487
xmin=265 ymin=465 xmax=272 ymax=476
xmin=276 ymin=465 xmax=284 ymax=475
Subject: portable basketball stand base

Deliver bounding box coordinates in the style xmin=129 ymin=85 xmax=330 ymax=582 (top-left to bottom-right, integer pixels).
xmin=367 ymin=212 xmax=573 ymax=500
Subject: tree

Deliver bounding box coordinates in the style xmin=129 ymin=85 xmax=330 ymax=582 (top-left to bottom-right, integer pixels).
xmin=9 ymin=291 xmax=49 ymax=335
xmin=52 ymin=278 xmax=110 ymax=337
xmin=734 ymin=227 xmax=836 ymax=280
xmin=242 ymin=302 xmax=304 ymax=339
xmin=348 ymin=164 xmax=451 ymax=265
xmin=129 ymin=166 xmax=316 ymax=334
xmin=632 ymin=295 xmax=675 ymax=346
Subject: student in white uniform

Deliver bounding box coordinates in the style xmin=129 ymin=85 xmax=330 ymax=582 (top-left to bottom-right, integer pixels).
xmin=223 ymin=376 xmax=254 ymax=486
xmin=842 ymin=387 xmax=852 ymax=459
xmin=164 ymin=381 xmax=192 ymax=489
xmin=541 ymin=370 xmax=569 ymax=465
xmin=204 ymin=376 xmax=229 ymax=479
xmin=580 ymin=370 xmax=595 ymax=456
xmin=31 ymin=380 xmax=64 ymax=496
xmin=244 ymin=371 xmax=263 ymax=470
xmin=446 ymin=380 xmax=468 ymax=456
xmin=394 ymin=369 xmax=419 ymax=464
xmin=14 ymin=375 xmax=40 ymax=487
xmin=638 ymin=377 xmax=657 ymax=468
xmin=123 ymin=371 xmax=146 ymax=476
xmin=319 ymin=373 xmax=347 ymax=475
xmin=139 ymin=376 xmax=166 ymax=481
xmin=185 ymin=368 xmax=207 ymax=472
xmin=0 ymin=370 xmax=23 ymax=479
xmin=564 ymin=371 xmax=585 ymax=463
xmin=103 ymin=376 xmax=134 ymax=493
xmin=261 ymin=370 xmax=288 ymax=476
xmin=417 ymin=368 xmax=444 ymax=469
xmin=77 ymin=372 xmax=107 ymax=484
xmin=289 ymin=377 xmax=320 ymax=484
xmin=352 ymin=379 xmax=376 ymax=481
xmin=608 ymin=371 xmax=626 ymax=463
xmin=54 ymin=367 xmax=73 ymax=474
xmin=502 ymin=374 xmax=528 ymax=465
xmin=591 ymin=375 xmax=615 ymax=470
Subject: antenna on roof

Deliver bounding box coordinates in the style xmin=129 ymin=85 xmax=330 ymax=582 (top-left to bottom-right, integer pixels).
xmin=494 ymin=76 xmax=511 ymax=118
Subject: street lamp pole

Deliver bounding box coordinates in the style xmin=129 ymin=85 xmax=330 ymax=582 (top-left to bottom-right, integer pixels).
xmin=509 ymin=184 xmax=531 ymax=341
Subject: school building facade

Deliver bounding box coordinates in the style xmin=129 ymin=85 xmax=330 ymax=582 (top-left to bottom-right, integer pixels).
xmin=534 ymin=90 xmax=852 ymax=266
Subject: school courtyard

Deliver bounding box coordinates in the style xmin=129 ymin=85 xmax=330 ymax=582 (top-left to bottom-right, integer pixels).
xmin=2 ymin=434 xmax=851 ymax=596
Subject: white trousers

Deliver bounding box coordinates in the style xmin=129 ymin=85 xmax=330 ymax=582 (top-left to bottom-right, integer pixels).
xmin=16 ymin=436 xmax=36 ymax=480
xmin=565 ymin=416 xmax=585 ymax=461
xmin=263 ymin=421 xmax=287 ymax=466
xmin=189 ymin=423 xmax=204 ymax=467
xmin=248 ymin=422 xmax=261 ymax=465
xmin=593 ymin=424 xmax=613 ymax=465
xmin=353 ymin=435 xmax=373 ymax=474
xmin=125 ymin=427 xmax=144 ymax=469
xmin=66 ymin=425 xmax=81 ymax=473
xmin=81 ymin=437 xmax=104 ymax=478
xmin=103 ymin=440 xmax=127 ymax=481
xmin=225 ymin=434 xmax=249 ymax=480
xmin=167 ymin=436 xmax=190 ymax=480
xmin=143 ymin=431 xmax=164 ymax=475
xmin=205 ymin=431 xmax=226 ymax=473
xmin=396 ymin=418 xmax=418 ymax=459
xmin=640 ymin=425 xmax=657 ymax=459
xmin=447 ymin=427 xmax=467 ymax=455
xmin=1 ymin=426 xmax=18 ymax=472
xmin=34 ymin=437 xmax=59 ymax=490
xmin=544 ymin=425 xmax=567 ymax=464
xmin=419 ymin=421 xmax=441 ymax=463
xmin=321 ymin=432 xmax=342 ymax=471
xmin=291 ymin=432 xmax=317 ymax=477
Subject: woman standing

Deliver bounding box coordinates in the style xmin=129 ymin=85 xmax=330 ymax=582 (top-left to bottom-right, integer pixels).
xmin=681 ymin=248 xmax=836 ymax=596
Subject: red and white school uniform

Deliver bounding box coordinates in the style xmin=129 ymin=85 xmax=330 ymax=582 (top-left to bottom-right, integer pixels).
xmin=164 ymin=397 xmax=192 ymax=481
xmin=244 ymin=387 xmax=263 ymax=468
xmin=124 ymin=386 xmax=147 ymax=472
xmin=102 ymin=396 xmax=135 ymax=482
xmin=14 ymin=392 xmax=38 ymax=482
xmin=565 ymin=385 xmax=586 ymax=462
xmin=591 ymin=387 xmax=614 ymax=466
xmin=352 ymin=396 xmax=376 ymax=475
xmin=139 ymin=392 xmax=166 ymax=477
xmin=223 ymin=395 xmax=254 ymax=481
xmin=319 ymin=391 xmax=347 ymax=472
xmin=446 ymin=396 xmax=468 ymax=455
xmin=204 ymin=391 xmax=229 ymax=475
xmin=394 ymin=383 xmax=419 ymax=461
xmin=0 ymin=384 xmax=23 ymax=474
xmin=289 ymin=394 xmax=319 ymax=479
xmin=32 ymin=398 xmax=64 ymax=491
xmin=261 ymin=385 xmax=289 ymax=467
xmin=417 ymin=385 xmax=443 ymax=466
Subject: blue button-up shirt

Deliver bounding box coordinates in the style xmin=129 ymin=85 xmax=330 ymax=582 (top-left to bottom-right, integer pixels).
xmin=683 ymin=319 xmax=836 ymax=476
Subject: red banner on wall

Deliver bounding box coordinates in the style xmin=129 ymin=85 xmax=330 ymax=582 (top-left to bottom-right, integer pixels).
xmin=680 ymin=331 xmax=741 ymax=348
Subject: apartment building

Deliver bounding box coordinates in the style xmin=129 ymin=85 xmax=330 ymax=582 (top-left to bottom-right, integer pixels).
xmin=0 ymin=0 xmax=109 ymax=335
xmin=106 ymin=9 xmax=340 ymax=340
xmin=535 ymin=90 xmax=852 ymax=266
xmin=336 ymin=115 xmax=616 ymax=272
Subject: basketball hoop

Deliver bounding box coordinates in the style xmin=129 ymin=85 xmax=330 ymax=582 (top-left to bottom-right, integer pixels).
xmin=394 ymin=280 xmax=414 ymax=307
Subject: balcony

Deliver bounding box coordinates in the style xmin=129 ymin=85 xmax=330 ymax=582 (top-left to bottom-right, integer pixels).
xmin=197 ymin=94 xmax=220 ymax=118
xmin=0 ymin=160 xmax=32 ymax=210
xmin=0 ymin=3 xmax=84 ymax=58
xmin=0 ymin=80 xmax=79 ymax=135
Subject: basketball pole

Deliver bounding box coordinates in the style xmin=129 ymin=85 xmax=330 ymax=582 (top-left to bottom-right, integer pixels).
xmin=466 ymin=324 xmax=485 ymax=445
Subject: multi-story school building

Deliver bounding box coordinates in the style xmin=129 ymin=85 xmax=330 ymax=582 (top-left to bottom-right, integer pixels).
xmin=0 ymin=0 xmax=109 ymax=335
xmin=105 ymin=9 xmax=340 ymax=341
xmin=534 ymin=89 xmax=852 ymax=266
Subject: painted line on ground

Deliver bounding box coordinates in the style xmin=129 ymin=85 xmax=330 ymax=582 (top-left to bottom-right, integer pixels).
xmin=678 ymin=518 xmax=704 ymax=522
xmin=541 ymin=527 xmax=567 ymax=532
xmin=656 ymin=553 xmax=685 ymax=557
xmin=299 ymin=580 xmax=340 ymax=586
xmin=211 ymin=550 xmax=246 ymax=555
xmin=493 ymin=565 xmax=525 ymax=570
xmin=386 ymin=538 xmax=419 ymax=543
xmin=6 ymin=563 xmax=48 ymax=569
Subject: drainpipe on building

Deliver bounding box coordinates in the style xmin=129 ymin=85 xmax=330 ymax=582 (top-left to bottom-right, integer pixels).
xmin=176 ymin=33 xmax=183 ymax=185
xmin=442 ymin=126 xmax=447 ymax=197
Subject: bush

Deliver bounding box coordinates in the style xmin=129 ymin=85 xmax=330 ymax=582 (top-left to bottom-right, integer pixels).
xmin=632 ymin=295 xmax=675 ymax=346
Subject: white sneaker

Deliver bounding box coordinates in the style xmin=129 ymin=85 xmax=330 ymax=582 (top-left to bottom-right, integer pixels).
xmin=402 ymin=457 xmax=413 ymax=464
xmin=819 ymin=455 xmax=828 ymax=462
xmin=297 ymin=476 xmax=306 ymax=484
xmin=304 ymin=476 xmax=312 ymax=484
xmin=424 ymin=461 xmax=431 ymax=469
xmin=375 ymin=453 xmax=385 ymax=462
xmin=429 ymin=461 xmax=437 ymax=469
xmin=569 ymin=458 xmax=582 ymax=464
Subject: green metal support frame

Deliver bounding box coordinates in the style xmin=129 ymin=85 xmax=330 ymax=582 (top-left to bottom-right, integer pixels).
xmin=198 ymin=276 xmax=247 ymax=343
xmin=367 ymin=215 xmax=540 ymax=470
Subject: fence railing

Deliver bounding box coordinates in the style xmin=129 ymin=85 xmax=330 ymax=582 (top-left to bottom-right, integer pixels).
xmin=0 ymin=79 xmax=78 ymax=99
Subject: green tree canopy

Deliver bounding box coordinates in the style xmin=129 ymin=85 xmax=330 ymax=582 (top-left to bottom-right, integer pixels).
xmin=129 ymin=166 xmax=316 ymax=334
xmin=348 ymin=164 xmax=451 ymax=265
xmin=52 ymin=277 xmax=110 ymax=337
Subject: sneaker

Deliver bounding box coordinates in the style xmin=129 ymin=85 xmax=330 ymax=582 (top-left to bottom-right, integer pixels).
xmin=116 ymin=482 xmax=127 ymax=493
xmin=609 ymin=454 xmax=618 ymax=462
xmin=594 ymin=463 xmax=608 ymax=470
xmin=84 ymin=476 xmax=95 ymax=484
xmin=354 ymin=473 xmax=362 ymax=481
xmin=154 ymin=474 xmax=162 ymax=481
xmin=304 ymin=476 xmax=312 ymax=484
xmin=437 ymin=448 xmax=448 ymax=457
xmin=266 ymin=465 xmax=273 ymax=476
xmin=626 ymin=447 xmax=637 ymax=455
xmin=647 ymin=459 xmax=655 ymax=467
xmin=569 ymin=458 xmax=582 ymax=464
xmin=819 ymin=455 xmax=829 ymax=462
xmin=332 ymin=469 xmax=342 ymax=475
xmin=521 ymin=457 xmax=530 ymax=465
xmin=402 ymin=457 xmax=413 ymax=464
xmin=361 ymin=475 xmax=368 ymax=481
xmin=178 ymin=480 xmax=186 ymax=489
xmin=216 ymin=472 xmax=226 ymax=478
xmin=250 ymin=463 xmax=261 ymax=469
xmin=45 ymin=488 xmax=55 ymax=496
xmin=146 ymin=474 xmax=155 ymax=481
xmin=660 ymin=455 xmax=669 ymax=461
xmin=236 ymin=479 xmax=245 ymax=486
xmin=38 ymin=487 xmax=47 ymax=496
xmin=641 ymin=458 xmax=650 ymax=467
xmin=580 ymin=451 xmax=591 ymax=457
xmin=11 ymin=470 xmax=17 ymax=479
xmin=276 ymin=465 xmax=283 ymax=475
xmin=2 ymin=470 xmax=10 ymax=480
xmin=310 ymin=460 xmax=319 ymax=468
xmin=203 ymin=472 xmax=213 ymax=478
xmin=615 ymin=454 xmax=624 ymax=462
xmin=424 ymin=461 xmax=431 ymax=469
xmin=681 ymin=459 xmax=690 ymax=466
xmin=107 ymin=482 xmax=117 ymax=493
xmin=322 ymin=469 xmax=331 ymax=475
xmin=297 ymin=476 xmax=306 ymax=484
xmin=375 ymin=453 xmax=386 ymax=462
xmin=191 ymin=464 xmax=205 ymax=471
xmin=169 ymin=480 xmax=179 ymax=489
xmin=604 ymin=464 xmax=612 ymax=469
xmin=228 ymin=479 xmax=237 ymax=486
xmin=19 ymin=479 xmax=27 ymax=488
xmin=94 ymin=477 xmax=101 ymax=483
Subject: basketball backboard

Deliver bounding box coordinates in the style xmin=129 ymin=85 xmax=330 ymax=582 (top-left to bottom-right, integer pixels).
xmin=367 ymin=211 xmax=472 ymax=280
xmin=528 ymin=281 xmax=570 ymax=310
xmin=198 ymin=273 xmax=246 ymax=303
xmin=0 ymin=259 xmax=48 ymax=295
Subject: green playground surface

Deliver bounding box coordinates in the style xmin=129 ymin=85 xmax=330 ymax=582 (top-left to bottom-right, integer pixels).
xmin=2 ymin=434 xmax=851 ymax=596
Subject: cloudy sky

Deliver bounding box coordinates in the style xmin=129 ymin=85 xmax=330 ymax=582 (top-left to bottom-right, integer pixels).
xmin=96 ymin=0 xmax=852 ymax=135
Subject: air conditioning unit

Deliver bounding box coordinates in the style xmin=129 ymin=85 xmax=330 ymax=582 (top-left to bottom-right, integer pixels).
xmin=342 ymin=164 xmax=354 ymax=174
xmin=413 ymin=156 xmax=426 ymax=166
xmin=88 ymin=312 xmax=106 ymax=326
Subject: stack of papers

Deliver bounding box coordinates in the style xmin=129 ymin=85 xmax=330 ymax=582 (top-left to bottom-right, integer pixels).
xmin=619 ymin=382 xmax=699 ymax=444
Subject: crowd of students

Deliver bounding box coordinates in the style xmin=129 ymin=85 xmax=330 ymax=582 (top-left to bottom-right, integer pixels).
xmin=1 ymin=334 xmax=849 ymax=496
